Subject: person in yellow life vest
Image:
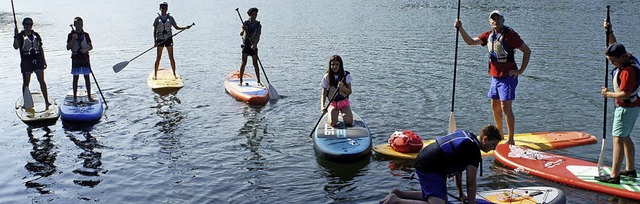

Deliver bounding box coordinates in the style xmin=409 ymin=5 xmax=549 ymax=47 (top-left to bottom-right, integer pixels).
xmin=153 ymin=1 xmax=192 ymax=79
xmin=13 ymin=17 xmax=51 ymax=109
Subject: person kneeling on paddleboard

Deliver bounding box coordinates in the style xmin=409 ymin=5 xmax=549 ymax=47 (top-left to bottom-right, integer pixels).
xmin=380 ymin=125 xmax=502 ymax=204
xmin=320 ymin=55 xmax=353 ymax=127
xmin=597 ymin=20 xmax=640 ymax=184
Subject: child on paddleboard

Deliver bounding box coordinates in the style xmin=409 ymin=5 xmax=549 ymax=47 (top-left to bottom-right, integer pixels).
xmin=238 ymin=7 xmax=262 ymax=86
xmin=597 ymin=20 xmax=639 ymax=184
xmin=153 ymin=1 xmax=192 ymax=80
xmin=66 ymin=17 xmax=95 ymax=103
xmin=380 ymin=125 xmax=502 ymax=204
xmin=13 ymin=17 xmax=51 ymax=109
xmin=320 ymin=55 xmax=353 ymax=127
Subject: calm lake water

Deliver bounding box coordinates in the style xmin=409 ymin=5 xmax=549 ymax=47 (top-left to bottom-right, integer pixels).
xmin=1 ymin=0 xmax=640 ymax=203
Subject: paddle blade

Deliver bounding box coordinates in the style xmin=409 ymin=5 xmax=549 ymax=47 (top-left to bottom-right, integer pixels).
xmin=268 ymin=84 xmax=279 ymax=100
xmin=112 ymin=61 xmax=129 ymax=73
xmin=23 ymin=86 xmax=34 ymax=109
xmin=597 ymin=139 xmax=607 ymax=176
xmin=448 ymin=112 xmax=457 ymax=133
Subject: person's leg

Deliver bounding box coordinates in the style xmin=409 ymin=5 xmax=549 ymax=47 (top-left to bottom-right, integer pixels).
xmin=383 ymin=194 xmax=431 ymax=204
xmin=252 ymin=55 xmax=260 ymax=85
xmin=34 ymin=70 xmax=50 ymax=108
xmin=328 ymin=104 xmax=339 ymax=127
xmin=154 ymin=46 xmax=164 ymax=79
xmin=491 ymin=99 xmax=504 ymax=138
xmin=621 ymin=137 xmax=636 ymax=173
xmin=612 ymin=136 xmax=623 ymax=178
xmin=22 ymin=72 xmax=31 ymax=102
xmin=340 ymin=102 xmax=353 ymax=126
xmin=73 ymin=75 xmax=79 ymax=102
xmin=502 ymin=100 xmax=515 ymax=144
xmin=84 ymin=74 xmax=94 ymax=101
xmin=167 ymin=46 xmax=176 ymax=77
xmin=239 ymin=53 xmax=249 ymax=85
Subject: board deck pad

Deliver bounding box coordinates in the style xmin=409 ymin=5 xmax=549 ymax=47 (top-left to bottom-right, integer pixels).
xmin=147 ymin=68 xmax=184 ymax=89
xmin=15 ymin=92 xmax=59 ymax=124
xmin=223 ymin=70 xmax=268 ymax=105
xmin=373 ymin=131 xmax=597 ymax=160
xmin=494 ymin=144 xmax=640 ymax=200
xmin=59 ymin=90 xmax=103 ymax=122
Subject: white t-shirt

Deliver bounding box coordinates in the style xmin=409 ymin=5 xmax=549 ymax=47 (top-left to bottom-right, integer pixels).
xmin=321 ymin=72 xmax=352 ymax=89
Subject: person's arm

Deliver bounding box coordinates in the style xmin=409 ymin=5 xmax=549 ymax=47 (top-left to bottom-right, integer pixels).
xmin=465 ymin=165 xmax=478 ymax=204
xmin=83 ymin=34 xmax=93 ymax=53
xmin=510 ymin=43 xmax=531 ymax=77
xmin=13 ymin=31 xmax=21 ymax=50
xmin=453 ymin=172 xmax=465 ymax=200
xmin=66 ymin=32 xmax=76 ymax=50
xmin=454 ymin=19 xmax=483 ymax=46
xmin=321 ymin=88 xmax=327 ymax=113
xmin=604 ymin=20 xmax=617 ymax=45
xmin=171 ymin=17 xmax=192 ymax=30
xmin=339 ymin=82 xmax=351 ymax=96
xmin=39 ymin=40 xmax=47 ymax=68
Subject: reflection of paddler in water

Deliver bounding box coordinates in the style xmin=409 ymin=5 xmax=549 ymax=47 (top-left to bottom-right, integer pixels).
xmin=154 ymin=93 xmax=184 ymax=133
xmin=240 ymin=106 xmax=266 ymax=160
xmin=24 ymin=126 xmax=56 ymax=194
xmin=321 ymin=55 xmax=353 ymax=127
xmin=67 ymin=131 xmax=104 ymax=187
xmin=13 ymin=17 xmax=51 ymax=110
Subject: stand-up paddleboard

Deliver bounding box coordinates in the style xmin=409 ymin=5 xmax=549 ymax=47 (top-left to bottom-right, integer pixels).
xmin=15 ymin=92 xmax=59 ymax=125
xmin=313 ymin=112 xmax=371 ymax=162
xmin=59 ymin=89 xmax=103 ymax=122
xmin=373 ymin=131 xmax=597 ymax=160
xmin=148 ymin=68 xmax=183 ymax=95
xmin=494 ymin=144 xmax=640 ymax=200
xmin=223 ymin=70 xmax=269 ymax=106
xmin=448 ymin=186 xmax=566 ymax=204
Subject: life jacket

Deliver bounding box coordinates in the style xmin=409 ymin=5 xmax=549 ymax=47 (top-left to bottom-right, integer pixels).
xmin=70 ymin=31 xmax=90 ymax=54
xmin=388 ymin=130 xmax=423 ymax=153
xmin=20 ymin=31 xmax=41 ymax=56
xmin=325 ymin=71 xmax=350 ymax=101
xmin=155 ymin=14 xmax=173 ymax=40
xmin=435 ymin=130 xmax=481 ymax=176
xmin=612 ymin=56 xmax=640 ymax=104
xmin=487 ymin=26 xmax=514 ymax=63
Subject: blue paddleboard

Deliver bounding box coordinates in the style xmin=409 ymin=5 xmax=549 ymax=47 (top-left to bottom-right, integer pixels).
xmin=59 ymin=90 xmax=103 ymax=122
xmin=313 ymin=111 xmax=371 ymax=161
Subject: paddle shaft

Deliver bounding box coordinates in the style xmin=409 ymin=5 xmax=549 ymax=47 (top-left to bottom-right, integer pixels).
xmin=308 ymin=79 xmax=344 ymax=138
xmin=125 ymin=23 xmax=194 ymax=65
xmin=598 ymin=5 xmax=610 ymax=175
xmin=235 ymin=8 xmax=273 ymax=86
xmin=11 ymin=0 xmax=17 ymax=31
xmin=451 ymin=0 xmax=461 ymax=113
xmin=70 ymin=25 xmax=109 ymax=109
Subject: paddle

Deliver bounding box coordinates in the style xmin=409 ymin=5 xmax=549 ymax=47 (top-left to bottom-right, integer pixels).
xmin=70 ymin=25 xmax=109 ymax=109
xmin=597 ymin=5 xmax=611 ymax=177
xmin=112 ymin=22 xmax=195 ymax=73
xmin=235 ymin=8 xmax=279 ymax=100
xmin=12 ymin=0 xmax=34 ymax=109
xmin=308 ymin=78 xmax=344 ymax=138
xmin=448 ymin=0 xmax=462 ymax=133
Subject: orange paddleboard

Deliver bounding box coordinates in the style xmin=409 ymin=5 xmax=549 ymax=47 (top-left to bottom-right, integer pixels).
xmin=224 ymin=70 xmax=269 ymax=105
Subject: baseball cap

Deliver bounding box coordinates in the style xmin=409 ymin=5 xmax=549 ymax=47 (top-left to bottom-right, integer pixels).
xmin=159 ymin=2 xmax=168 ymax=6
xmin=606 ymin=43 xmax=628 ymax=57
xmin=490 ymin=10 xmax=503 ymax=18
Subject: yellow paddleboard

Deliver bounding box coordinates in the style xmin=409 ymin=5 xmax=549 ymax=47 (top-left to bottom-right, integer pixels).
xmin=148 ymin=68 xmax=184 ymax=90
xmin=373 ymin=131 xmax=596 ymax=160
xmin=15 ymin=92 xmax=59 ymax=125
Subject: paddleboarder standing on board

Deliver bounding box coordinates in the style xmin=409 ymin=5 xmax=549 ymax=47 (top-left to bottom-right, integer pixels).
xmin=321 ymin=55 xmax=353 ymax=127
xmin=597 ymin=20 xmax=640 ymax=184
xmin=67 ymin=17 xmax=95 ymax=103
xmin=455 ymin=10 xmax=531 ymax=145
xmin=13 ymin=17 xmax=51 ymax=109
xmin=153 ymin=1 xmax=192 ymax=80
xmin=380 ymin=125 xmax=502 ymax=204
xmin=238 ymin=7 xmax=262 ymax=87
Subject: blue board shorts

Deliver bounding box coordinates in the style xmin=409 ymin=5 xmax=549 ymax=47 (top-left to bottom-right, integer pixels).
xmin=416 ymin=170 xmax=447 ymax=201
xmin=612 ymin=106 xmax=640 ymax=137
xmin=488 ymin=76 xmax=518 ymax=101
xmin=71 ymin=67 xmax=91 ymax=75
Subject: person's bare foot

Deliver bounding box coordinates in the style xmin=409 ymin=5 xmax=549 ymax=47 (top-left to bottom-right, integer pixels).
xmin=383 ymin=194 xmax=399 ymax=204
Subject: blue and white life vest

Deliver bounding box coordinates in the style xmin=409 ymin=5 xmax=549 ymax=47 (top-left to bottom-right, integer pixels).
xmin=155 ymin=14 xmax=173 ymax=40
xmin=21 ymin=33 xmax=41 ymax=56
xmin=612 ymin=57 xmax=640 ymax=104
xmin=435 ymin=130 xmax=480 ymax=175
xmin=326 ymin=71 xmax=351 ymax=101
xmin=487 ymin=26 xmax=512 ymax=63
xmin=70 ymin=32 xmax=90 ymax=54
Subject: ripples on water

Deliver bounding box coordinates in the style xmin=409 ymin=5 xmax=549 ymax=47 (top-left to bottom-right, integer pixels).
xmin=1 ymin=0 xmax=640 ymax=203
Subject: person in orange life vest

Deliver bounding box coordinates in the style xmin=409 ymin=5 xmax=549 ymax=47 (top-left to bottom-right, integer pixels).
xmin=238 ymin=7 xmax=262 ymax=86
xmin=13 ymin=17 xmax=51 ymax=109
xmin=153 ymin=1 xmax=193 ymax=79
xmin=66 ymin=17 xmax=95 ymax=103
xmin=596 ymin=20 xmax=640 ymax=184
xmin=454 ymin=10 xmax=531 ymax=145
xmin=379 ymin=125 xmax=502 ymax=204
xmin=320 ymin=55 xmax=353 ymax=127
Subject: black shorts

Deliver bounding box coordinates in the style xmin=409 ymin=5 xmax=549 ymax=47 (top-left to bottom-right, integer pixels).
xmin=20 ymin=56 xmax=45 ymax=73
xmin=242 ymin=45 xmax=258 ymax=56
xmin=156 ymin=37 xmax=173 ymax=47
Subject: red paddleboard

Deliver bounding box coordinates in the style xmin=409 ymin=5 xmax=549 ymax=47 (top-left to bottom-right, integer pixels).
xmin=223 ymin=70 xmax=269 ymax=105
xmin=494 ymin=144 xmax=640 ymax=200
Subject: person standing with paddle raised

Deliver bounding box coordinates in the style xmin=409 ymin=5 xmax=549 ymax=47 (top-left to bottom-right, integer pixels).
xmin=67 ymin=17 xmax=95 ymax=103
xmin=13 ymin=17 xmax=51 ymax=110
xmin=238 ymin=7 xmax=262 ymax=87
xmin=153 ymin=1 xmax=192 ymax=80
xmin=321 ymin=55 xmax=353 ymax=127
xmin=454 ymin=10 xmax=531 ymax=145
xmin=596 ymin=20 xmax=640 ymax=184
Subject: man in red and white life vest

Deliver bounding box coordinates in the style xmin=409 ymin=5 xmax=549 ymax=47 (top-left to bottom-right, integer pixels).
xmin=454 ymin=10 xmax=531 ymax=145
